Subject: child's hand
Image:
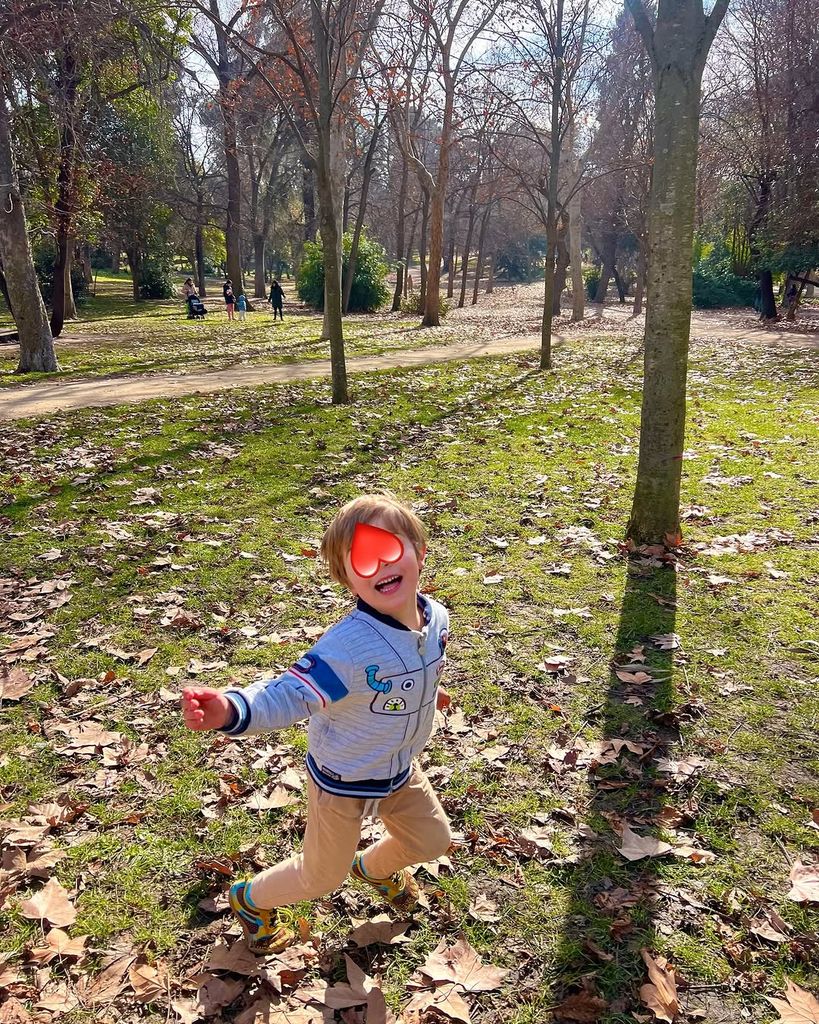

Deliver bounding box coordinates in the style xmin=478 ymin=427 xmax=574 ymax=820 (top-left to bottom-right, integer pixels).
xmin=181 ymin=687 xmax=232 ymax=731
xmin=436 ymin=687 xmax=452 ymax=712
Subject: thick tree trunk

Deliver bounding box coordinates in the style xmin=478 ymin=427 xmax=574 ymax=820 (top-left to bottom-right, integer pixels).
xmin=303 ymin=158 xmax=317 ymax=242
xmin=422 ymin=73 xmax=455 ymax=328
xmin=540 ymin=0 xmax=564 ymax=370
xmin=633 ymin=247 xmax=646 ymax=314
xmin=569 ymin=185 xmax=584 ymax=320
xmin=612 ymin=265 xmax=627 ymax=302
xmin=404 ymin=205 xmax=419 ymax=299
xmin=195 ymin=213 xmax=206 ymax=297
xmin=49 ymin=46 xmax=78 ymax=339
xmin=594 ymin=228 xmax=617 ymax=302
xmin=111 ymin=245 xmax=121 ymax=274
xmin=0 ymin=85 xmax=57 ymax=372
xmin=625 ymin=0 xmax=727 ymax=543
xmin=392 ymin=161 xmax=408 ymax=311
xmin=758 ymin=269 xmax=777 ymax=319
xmin=253 ymin=235 xmax=266 ymax=298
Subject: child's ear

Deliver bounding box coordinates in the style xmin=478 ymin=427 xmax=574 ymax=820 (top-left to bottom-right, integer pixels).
xmin=418 ymin=545 xmax=428 ymax=569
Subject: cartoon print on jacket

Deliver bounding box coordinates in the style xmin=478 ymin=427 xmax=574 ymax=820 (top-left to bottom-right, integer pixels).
xmin=365 ymin=664 xmax=425 ymax=716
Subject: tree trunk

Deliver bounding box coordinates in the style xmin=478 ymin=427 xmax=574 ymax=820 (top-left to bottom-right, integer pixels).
xmin=111 ymin=245 xmax=121 ymax=274
xmin=758 ymin=269 xmax=777 ymax=319
xmin=472 ymin=203 xmax=492 ymax=304
xmin=486 ymin=253 xmax=495 ymax=293
xmin=633 ymin=247 xmax=646 ymax=314
xmin=404 ymin=205 xmax=419 ymax=299
xmin=569 ymin=184 xmax=584 ymax=320
xmin=303 ymin=158 xmax=317 ymax=242
xmin=625 ymin=0 xmax=727 ymax=544
xmin=422 ymin=73 xmax=455 ymax=328
xmin=446 ymin=233 xmax=457 ymax=298
xmin=458 ymin=196 xmax=478 ymax=308
xmin=392 ymin=160 xmax=408 ymax=311
xmin=552 ymin=223 xmax=570 ymax=315
xmin=195 ymin=209 xmax=207 ymax=297
xmin=419 ymin=194 xmax=429 ymax=308
xmin=64 ymin=246 xmax=77 ymax=319
xmin=594 ymin=228 xmax=617 ymax=302
xmin=343 ymin=115 xmax=381 ymax=314
xmin=0 ymin=83 xmax=57 ymax=372
xmin=540 ymin=0 xmax=564 ymax=370
xmin=612 ymin=264 xmax=627 ymax=302
xmin=253 ymin=235 xmax=266 ymax=298
xmin=128 ymin=247 xmax=142 ymax=301
xmin=49 ymin=46 xmax=79 ymax=339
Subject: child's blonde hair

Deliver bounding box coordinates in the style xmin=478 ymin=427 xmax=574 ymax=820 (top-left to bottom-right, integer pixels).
xmin=320 ymin=492 xmax=428 ymax=590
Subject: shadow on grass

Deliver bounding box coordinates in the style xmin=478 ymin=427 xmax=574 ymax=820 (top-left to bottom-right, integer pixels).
xmin=550 ymin=556 xmax=682 ymax=1022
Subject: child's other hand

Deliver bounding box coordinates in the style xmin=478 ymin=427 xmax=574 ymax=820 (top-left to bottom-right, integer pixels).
xmin=436 ymin=687 xmax=452 ymax=711
xmin=181 ymin=687 xmax=231 ymax=731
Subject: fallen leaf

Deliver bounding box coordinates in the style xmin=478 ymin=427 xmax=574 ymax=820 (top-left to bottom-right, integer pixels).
xmin=553 ymin=990 xmax=609 ymax=1022
xmin=750 ymin=910 xmax=791 ymax=944
xmin=205 ymin=938 xmax=259 ymax=976
xmin=78 ymin=952 xmax=137 ymax=1005
xmin=788 ymin=861 xmax=819 ymax=903
xmin=195 ymin=974 xmax=245 ymax=1014
xmin=420 ymin=935 xmax=508 ymax=993
xmin=0 ymin=997 xmax=32 ymax=1023
xmin=347 ymin=914 xmax=411 ymax=947
xmin=244 ymin=786 xmax=299 ymax=811
xmin=0 ymin=668 xmax=35 ymax=700
xmin=130 ymin=959 xmax=168 ymax=1002
xmin=19 ymin=877 xmax=77 ymax=927
xmin=27 ymin=927 xmax=88 ymax=964
xmin=616 ymin=825 xmax=673 ymax=862
xmin=766 ymin=979 xmax=819 ymax=1024
xmin=405 ymin=983 xmax=471 ymax=1023
xmin=467 ymin=894 xmax=499 ymax=922
xmin=639 ymin=949 xmax=678 ymax=1023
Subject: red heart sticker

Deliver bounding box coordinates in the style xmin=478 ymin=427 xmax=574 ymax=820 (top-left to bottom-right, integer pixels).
xmin=350 ymin=522 xmax=404 ymax=578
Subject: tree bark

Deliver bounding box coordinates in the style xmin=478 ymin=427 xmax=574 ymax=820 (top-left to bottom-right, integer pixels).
xmin=49 ymin=44 xmax=79 ymax=339
xmin=422 ymin=72 xmax=454 ymax=327
xmin=552 ymin=222 xmax=570 ymax=315
xmin=111 ymin=245 xmax=121 ymax=274
xmin=472 ymin=203 xmax=492 ymax=304
xmin=594 ymin=227 xmax=617 ymax=302
xmin=758 ymin=269 xmax=777 ymax=319
xmin=419 ymin=193 xmax=429 ymax=308
xmin=0 ymin=83 xmax=57 ymax=372
xmin=303 ymin=157 xmax=317 ymax=242
xmin=253 ymin=234 xmax=266 ymax=298
xmin=633 ymin=247 xmax=646 ymax=314
xmin=569 ymin=183 xmax=584 ymax=320
xmin=612 ymin=264 xmax=627 ymax=302
xmin=392 ymin=160 xmax=408 ymax=311
xmin=64 ymin=246 xmax=77 ymax=318
xmin=195 ymin=195 xmax=207 ymax=296
xmin=343 ymin=114 xmax=381 ymax=314
xmin=404 ymin=204 xmax=419 ymax=299
xmin=540 ymin=0 xmax=564 ymax=370
xmin=458 ymin=193 xmax=478 ymax=308
xmin=625 ymin=0 xmax=728 ymax=544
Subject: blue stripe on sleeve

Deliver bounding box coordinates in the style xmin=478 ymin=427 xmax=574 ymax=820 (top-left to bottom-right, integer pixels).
xmin=307 ymin=655 xmax=349 ymax=702
xmin=222 ymin=691 xmax=251 ymax=734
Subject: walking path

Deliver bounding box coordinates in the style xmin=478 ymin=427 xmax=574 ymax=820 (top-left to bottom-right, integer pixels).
xmin=0 ymin=323 xmax=815 ymax=421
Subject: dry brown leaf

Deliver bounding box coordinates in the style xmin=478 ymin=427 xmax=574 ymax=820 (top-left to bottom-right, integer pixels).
xmin=405 ymin=983 xmax=471 ymax=1024
xmin=0 ymin=996 xmax=32 ymax=1023
xmin=788 ymin=861 xmax=819 ymax=903
xmin=0 ymin=668 xmax=35 ymax=700
xmin=766 ymin=979 xmax=819 ymax=1024
xmin=78 ymin=952 xmax=136 ymax=1006
xmin=129 ymin=959 xmax=168 ymax=1003
xmin=639 ymin=949 xmax=678 ymax=1023
xmin=616 ymin=825 xmax=673 ymax=862
xmin=244 ymin=786 xmax=299 ymax=811
xmin=749 ymin=910 xmax=790 ymax=944
xmin=420 ymin=936 xmax=508 ymax=993
xmin=28 ymin=927 xmax=88 ymax=964
xmin=205 ymin=938 xmax=259 ymax=976
xmin=347 ymin=914 xmax=411 ymax=947
xmin=467 ymin=894 xmax=499 ymax=922
xmin=195 ymin=974 xmax=246 ymax=1014
xmin=19 ymin=877 xmax=77 ymax=927
xmin=552 ymin=990 xmax=609 ymax=1022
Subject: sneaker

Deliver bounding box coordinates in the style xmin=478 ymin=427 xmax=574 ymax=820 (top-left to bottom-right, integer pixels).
xmin=350 ymin=853 xmax=420 ymax=913
xmin=228 ymin=881 xmax=295 ymax=955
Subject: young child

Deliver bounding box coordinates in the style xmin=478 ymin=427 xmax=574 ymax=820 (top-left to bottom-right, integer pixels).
xmin=236 ymin=291 xmax=248 ymax=321
xmin=224 ymin=282 xmax=235 ymax=321
xmin=181 ymin=494 xmax=452 ymax=954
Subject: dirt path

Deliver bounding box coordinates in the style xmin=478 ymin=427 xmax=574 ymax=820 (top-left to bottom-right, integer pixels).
xmin=0 ymin=319 xmax=815 ymax=421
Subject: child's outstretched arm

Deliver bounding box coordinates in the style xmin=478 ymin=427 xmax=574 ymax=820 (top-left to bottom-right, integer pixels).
xmin=181 ymin=687 xmax=232 ymax=731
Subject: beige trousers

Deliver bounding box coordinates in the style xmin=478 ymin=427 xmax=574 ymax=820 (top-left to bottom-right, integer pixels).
xmin=248 ymin=764 xmax=451 ymax=909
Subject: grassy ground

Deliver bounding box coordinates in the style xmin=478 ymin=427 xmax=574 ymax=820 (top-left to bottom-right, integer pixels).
xmin=0 ymin=272 xmax=449 ymax=387
xmin=0 ymin=332 xmax=817 ymax=1023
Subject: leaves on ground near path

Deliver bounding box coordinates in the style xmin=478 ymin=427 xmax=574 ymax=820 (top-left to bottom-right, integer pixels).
xmin=0 ymin=668 xmax=35 ymax=700
xmin=749 ymin=909 xmax=791 ymax=943
xmin=205 ymin=938 xmax=260 ymax=976
xmin=617 ymin=825 xmax=673 ymax=862
xmin=405 ymin=983 xmax=471 ymax=1023
xmin=76 ymin=952 xmax=137 ymax=1006
xmin=130 ymin=959 xmax=169 ymax=1002
xmin=766 ymin=979 xmax=819 ymax=1024
xmin=552 ymin=989 xmax=609 ymax=1022
xmin=552 ymin=606 xmax=592 ymax=619
xmin=788 ymin=861 xmax=819 ymax=902
xmin=615 ymin=669 xmax=653 ymax=684
xmin=298 ymin=954 xmax=386 ymax=1021
xmin=656 ymin=757 xmax=706 ymax=782
xmin=19 ymin=876 xmax=77 ymax=927
xmin=482 ymin=574 xmax=504 ymax=585
xmin=540 ymin=654 xmax=574 ymax=673
xmin=28 ymin=926 xmax=88 ymax=964
xmin=0 ymin=996 xmax=32 ymax=1023
xmin=193 ymin=973 xmax=246 ymax=1014
xmin=244 ymin=786 xmax=300 ymax=811
xmin=347 ymin=914 xmax=411 ymax=947
xmin=650 ymin=633 xmax=681 ymax=651
xmin=417 ymin=935 xmax=508 ymax=993
xmin=808 ymin=809 xmax=819 ymax=831
xmin=639 ymin=949 xmax=679 ymax=1023
xmin=672 ymin=843 xmax=716 ymax=865
xmin=467 ymin=894 xmax=499 ymax=922
xmin=693 ymin=528 xmax=794 ymax=557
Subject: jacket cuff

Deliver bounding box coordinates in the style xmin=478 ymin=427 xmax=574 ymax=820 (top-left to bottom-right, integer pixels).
xmin=218 ymin=691 xmax=251 ymax=735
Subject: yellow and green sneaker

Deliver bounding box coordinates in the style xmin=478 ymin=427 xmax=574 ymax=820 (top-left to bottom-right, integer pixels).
xmin=350 ymin=853 xmax=420 ymax=913
xmin=228 ymin=881 xmax=296 ymax=955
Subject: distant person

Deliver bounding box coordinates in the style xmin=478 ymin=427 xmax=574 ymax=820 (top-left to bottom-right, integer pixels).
xmin=224 ymin=281 xmax=236 ymax=321
xmin=236 ymin=291 xmax=248 ymax=322
xmin=269 ymin=279 xmax=285 ymax=321
xmin=182 ymin=277 xmax=197 ymax=318
xmin=785 ymin=281 xmax=799 ymax=318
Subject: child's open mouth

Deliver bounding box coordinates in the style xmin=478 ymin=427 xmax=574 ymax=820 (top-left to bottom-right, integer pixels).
xmin=375 ymin=574 xmax=402 ymax=595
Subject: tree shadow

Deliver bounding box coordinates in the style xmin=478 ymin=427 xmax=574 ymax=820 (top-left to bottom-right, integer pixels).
xmin=551 ymin=553 xmax=685 ymax=1020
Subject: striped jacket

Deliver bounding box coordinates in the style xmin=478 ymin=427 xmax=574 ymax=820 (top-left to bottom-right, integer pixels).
xmin=220 ymin=593 xmax=449 ymax=798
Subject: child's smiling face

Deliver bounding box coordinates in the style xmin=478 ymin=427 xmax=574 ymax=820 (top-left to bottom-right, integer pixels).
xmin=343 ymin=515 xmax=426 ymax=621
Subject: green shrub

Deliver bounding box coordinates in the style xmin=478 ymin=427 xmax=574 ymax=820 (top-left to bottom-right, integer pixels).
xmin=297 ymin=230 xmax=390 ymax=312
xmin=139 ymin=254 xmax=175 ymax=299
xmin=400 ymin=292 xmax=450 ymax=318
xmin=495 ymin=236 xmax=547 ymax=282
xmin=584 ymin=266 xmax=601 ymax=300
xmin=692 ymin=270 xmax=756 ymax=308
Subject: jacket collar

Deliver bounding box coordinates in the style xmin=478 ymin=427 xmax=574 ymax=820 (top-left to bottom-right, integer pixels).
xmin=356 ymin=593 xmax=430 ymax=632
